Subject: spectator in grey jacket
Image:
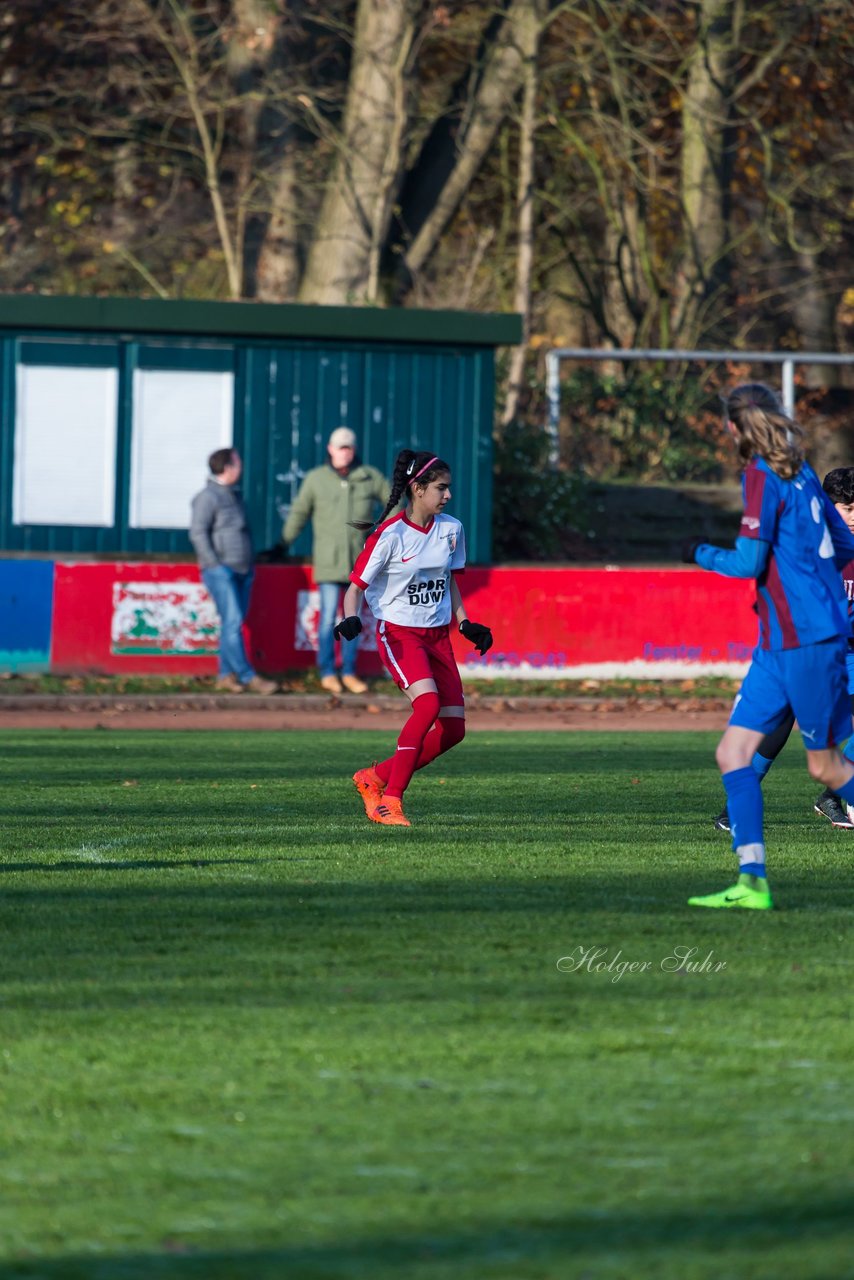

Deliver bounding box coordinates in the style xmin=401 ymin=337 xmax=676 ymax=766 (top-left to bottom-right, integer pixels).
xmin=190 ymin=448 xmax=277 ymax=694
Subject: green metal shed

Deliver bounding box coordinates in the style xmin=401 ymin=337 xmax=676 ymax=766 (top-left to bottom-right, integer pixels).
xmin=0 ymin=296 xmax=521 ymax=563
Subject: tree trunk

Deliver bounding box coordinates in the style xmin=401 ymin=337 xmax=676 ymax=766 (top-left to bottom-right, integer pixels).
xmin=396 ymin=0 xmax=540 ymax=299
xmin=541 ymin=257 xmax=589 ymax=347
xmin=671 ymin=0 xmax=733 ymax=345
xmin=391 ymin=5 xmax=512 ymax=248
xmin=111 ymin=138 xmax=139 ymax=250
xmin=127 ymin=0 xmax=244 ymax=297
xmin=793 ymin=247 xmax=838 ymax=389
xmin=225 ymin=0 xmax=283 ymax=296
xmin=602 ymin=211 xmax=642 ymax=351
xmin=255 ymin=144 xmax=302 ymax=300
xmin=298 ymin=0 xmax=419 ymax=305
xmin=501 ymin=0 xmax=545 ymax=428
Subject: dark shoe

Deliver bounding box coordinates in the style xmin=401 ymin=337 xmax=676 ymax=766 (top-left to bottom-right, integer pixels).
xmin=813 ymin=790 xmax=854 ymax=829
xmin=713 ymin=805 xmax=730 ymax=833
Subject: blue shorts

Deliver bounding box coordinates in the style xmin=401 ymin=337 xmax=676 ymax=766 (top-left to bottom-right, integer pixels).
xmin=731 ymin=639 xmax=853 ymax=749
xmin=847 ymin=650 xmax=854 ymax=696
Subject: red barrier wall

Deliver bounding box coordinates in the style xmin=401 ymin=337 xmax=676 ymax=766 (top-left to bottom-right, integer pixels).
xmin=454 ymin=567 xmax=756 ymax=676
xmin=49 ymin=563 xmax=758 ymax=678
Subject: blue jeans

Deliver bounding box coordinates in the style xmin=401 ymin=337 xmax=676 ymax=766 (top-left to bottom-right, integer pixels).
xmin=201 ymin=565 xmax=255 ymax=683
xmin=317 ymin=580 xmax=358 ymax=678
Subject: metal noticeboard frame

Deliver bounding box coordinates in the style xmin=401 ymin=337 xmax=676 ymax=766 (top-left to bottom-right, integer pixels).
xmin=545 ymin=347 xmax=853 ymax=466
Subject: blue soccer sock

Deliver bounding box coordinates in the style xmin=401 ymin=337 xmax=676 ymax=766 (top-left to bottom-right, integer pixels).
xmin=722 ymin=766 xmax=766 ymax=877
xmin=751 ymin=751 xmax=775 ymax=781
xmin=833 ymin=772 xmax=854 ymax=809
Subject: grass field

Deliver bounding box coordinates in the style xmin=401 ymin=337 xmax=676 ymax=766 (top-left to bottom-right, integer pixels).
xmin=0 ymin=671 xmax=744 ymax=700
xmin=0 ymin=729 xmax=851 ymax=1280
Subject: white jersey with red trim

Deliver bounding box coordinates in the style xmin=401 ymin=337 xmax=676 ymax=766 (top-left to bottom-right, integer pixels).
xmin=350 ymin=511 xmax=466 ymax=627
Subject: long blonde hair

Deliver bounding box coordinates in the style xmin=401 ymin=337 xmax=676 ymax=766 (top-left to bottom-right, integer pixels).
xmin=726 ymin=382 xmax=804 ymax=480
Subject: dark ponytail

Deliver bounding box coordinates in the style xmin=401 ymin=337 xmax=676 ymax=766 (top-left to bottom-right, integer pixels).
xmin=351 ymin=449 xmax=450 ymax=531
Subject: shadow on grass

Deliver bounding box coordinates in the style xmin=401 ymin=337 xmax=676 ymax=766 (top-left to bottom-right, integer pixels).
xmin=0 ymin=864 xmax=835 ymax=1014
xmin=1 ymin=1195 xmax=850 ymax=1279
xmin=0 ymin=732 xmax=725 ymax=787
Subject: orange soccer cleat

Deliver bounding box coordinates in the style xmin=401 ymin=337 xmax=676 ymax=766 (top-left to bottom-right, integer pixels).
xmin=353 ymin=765 xmax=386 ymax=819
xmin=370 ymin=796 xmax=411 ymax=827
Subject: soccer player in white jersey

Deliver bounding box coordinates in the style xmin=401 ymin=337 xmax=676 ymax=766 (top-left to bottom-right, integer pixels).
xmin=333 ymin=449 xmax=493 ymax=827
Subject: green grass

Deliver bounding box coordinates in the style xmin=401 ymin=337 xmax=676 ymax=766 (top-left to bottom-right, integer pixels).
xmin=0 ymin=671 xmax=742 ymax=700
xmin=0 ymin=730 xmax=851 ymax=1280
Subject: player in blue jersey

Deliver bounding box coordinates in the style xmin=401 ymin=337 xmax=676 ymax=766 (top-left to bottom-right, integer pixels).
xmin=683 ymin=383 xmax=854 ymax=909
xmin=712 ymin=466 xmax=854 ymax=832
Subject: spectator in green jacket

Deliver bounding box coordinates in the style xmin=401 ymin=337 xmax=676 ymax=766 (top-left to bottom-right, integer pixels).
xmin=283 ymin=427 xmax=390 ymax=693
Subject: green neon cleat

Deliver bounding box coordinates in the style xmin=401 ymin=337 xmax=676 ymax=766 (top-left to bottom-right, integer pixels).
xmin=688 ymin=881 xmax=773 ymax=910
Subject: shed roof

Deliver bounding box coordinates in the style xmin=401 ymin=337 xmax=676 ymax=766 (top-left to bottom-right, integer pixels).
xmin=0 ymin=294 xmax=522 ymax=348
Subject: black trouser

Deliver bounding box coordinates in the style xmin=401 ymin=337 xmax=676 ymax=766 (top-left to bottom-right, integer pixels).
xmin=755 ymin=710 xmax=797 ymax=762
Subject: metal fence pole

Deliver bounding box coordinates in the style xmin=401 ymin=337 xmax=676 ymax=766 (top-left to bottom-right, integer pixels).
xmin=545 ymin=349 xmax=852 ymax=457
xmin=545 ymin=350 xmax=560 ymax=466
xmin=781 ymin=360 xmax=795 ymax=416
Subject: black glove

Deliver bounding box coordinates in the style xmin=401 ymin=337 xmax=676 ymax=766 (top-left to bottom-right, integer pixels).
xmin=459 ymin=619 xmax=493 ymax=655
xmin=255 ymin=540 xmax=288 ymax=564
xmin=334 ymin=615 xmax=362 ymax=642
xmin=681 ymin=538 xmax=704 ymax=564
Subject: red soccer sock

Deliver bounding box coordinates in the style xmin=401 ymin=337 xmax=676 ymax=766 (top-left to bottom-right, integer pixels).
xmin=414 ymin=715 xmax=466 ymax=771
xmin=380 ymin=691 xmax=440 ymax=800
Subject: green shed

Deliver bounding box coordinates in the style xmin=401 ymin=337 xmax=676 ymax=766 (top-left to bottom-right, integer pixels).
xmin=0 ymin=296 xmax=521 ymax=563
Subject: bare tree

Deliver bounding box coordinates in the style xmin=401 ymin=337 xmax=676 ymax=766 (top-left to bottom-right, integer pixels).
xmin=223 ymin=0 xmax=284 ymax=295
xmin=255 ymin=143 xmax=302 ymax=300
xmin=298 ymin=0 xmax=422 ymax=304
xmin=395 ymin=0 xmax=541 ymax=298
xmin=501 ymin=0 xmax=547 ymax=426
xmin=2 ymin=0 xmax=851 ymax=376
xmin=668 ymin=0 xmax=733 ymax=342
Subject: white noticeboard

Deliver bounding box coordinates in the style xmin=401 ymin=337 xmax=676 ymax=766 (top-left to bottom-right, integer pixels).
xmin=14 ymin=364 xmax=119 ymax=527
xmin=130 ymin=368 xmax=234 ymax=528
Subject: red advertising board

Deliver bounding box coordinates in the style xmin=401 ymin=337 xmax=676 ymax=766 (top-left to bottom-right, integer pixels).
xmin=49 ymin=562 xmax=372 ymax=676
xmin=52 ymin=563 xmax=226 ymax=675
xmin=49 ymin=562 xmax=758 ymax=678
xmin=452 ymin=566 xmax=756 ymax=677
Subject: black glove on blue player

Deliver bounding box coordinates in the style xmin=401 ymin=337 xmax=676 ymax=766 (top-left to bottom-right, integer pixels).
xmin=681 ymin=538 xmax=704 ymax=564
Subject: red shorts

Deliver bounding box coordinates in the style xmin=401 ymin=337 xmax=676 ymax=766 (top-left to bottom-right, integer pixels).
xmin=376 ymin=621 xmax=464 ymax=707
